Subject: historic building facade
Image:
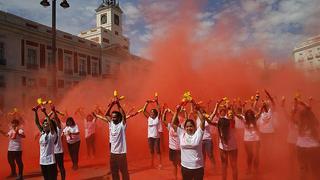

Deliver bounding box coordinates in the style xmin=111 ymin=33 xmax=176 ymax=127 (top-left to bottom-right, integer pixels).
xmin=293 ymin=35 xmax=320 ymax=75
xmin=0 ymin=1 xmax=148 ymax=110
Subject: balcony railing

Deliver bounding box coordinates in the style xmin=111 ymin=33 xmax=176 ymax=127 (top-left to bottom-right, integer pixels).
xmin=64 ymin=69 xmax=73 ymax=75
xmin=0 ymin=58 xmax=6 ymax=65
xmin=26 ymin=63 xmax=39 ymax=70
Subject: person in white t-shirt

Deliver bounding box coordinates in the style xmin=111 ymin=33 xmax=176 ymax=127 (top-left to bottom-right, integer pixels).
xmin=143 ymin=100 xmax=162 ymax=168
xmin=242 ymin=109 xmax=261 ymax=174
xmin=0 ymin=119 xmax=25 ymax=180
xmin=83 ymin=113 xmax=97 ymax=159
xmin=256 ymin=90 xmax=277 ymax=171
xmin=96 ymin=97 xmax=130 ymax=180
xmin=208 ymin=103 xmax=238 ymax=180
xmin=171 ymin=101 xmax=206 ymax=180
xmin=293 ymin=99 xmax=320 ymax=180
xmin=63 ymin=117 xmax=81 ymax=170
xmin=162 ymin=108 xmax=181 ymax=180
xmin=51 ymin=106 xmax=66 ymax=180
xmin=33 ymin=106 xmax=58 ymax=180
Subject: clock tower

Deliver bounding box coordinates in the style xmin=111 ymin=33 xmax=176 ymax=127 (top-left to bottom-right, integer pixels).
xmin=96 ymin=0 xmax=123 ymax=35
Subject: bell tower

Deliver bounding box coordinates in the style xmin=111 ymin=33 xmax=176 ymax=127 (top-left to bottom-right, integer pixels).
xmin=96 ymin=0 xmax=123 ymax=35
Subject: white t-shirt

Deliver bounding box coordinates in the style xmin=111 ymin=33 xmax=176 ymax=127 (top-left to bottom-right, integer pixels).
xmin=243 ymin=124 xmax=260 ymax=142
xmin=258 ymin=109 xmax=275 ymax=134
xmin=148 ymin=116 xmax=159 ymax=138
xmin=63 ymin=125 xmax=80 ymax=144
xmin=8 ymin=129 xmax=24 ymax=151
xmin=178 ymin=127 xmax=204 ymax=169
xmin=296 ymin=130 xmax=320 ymax=148
xmin=109 ymin=121 xmax=127 ymax=154
xmin=167 ymin=123 xmax=180 ymax=150
xmin=196 ymin=117 xmax=212 ymax=140
xmin=84 ymin=118 xmax=96 ymax=138
xmin=54 ymin=127 xmax=63 ymax=154
xmin=39 ymin=132 xmax=56 ymax=165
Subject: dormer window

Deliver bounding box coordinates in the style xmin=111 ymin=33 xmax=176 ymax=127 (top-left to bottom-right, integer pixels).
xmin=114 ymin=14 xmax=119 ymax=25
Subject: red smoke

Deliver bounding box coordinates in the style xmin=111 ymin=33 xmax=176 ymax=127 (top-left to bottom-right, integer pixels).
xmin=1 ymin=0 xmax=319 ymax=179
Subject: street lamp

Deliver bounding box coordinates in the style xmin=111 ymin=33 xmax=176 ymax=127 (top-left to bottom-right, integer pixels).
xmin=40 ymin=0 xmax=70 ymax=99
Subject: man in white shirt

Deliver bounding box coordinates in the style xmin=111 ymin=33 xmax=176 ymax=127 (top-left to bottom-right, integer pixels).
xmin=98 ymin=98 xmax=129 ymax=180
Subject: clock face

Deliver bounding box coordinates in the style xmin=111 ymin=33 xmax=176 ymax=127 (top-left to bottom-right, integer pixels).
xmin=101 ymin=15 xmax=107 ymax=24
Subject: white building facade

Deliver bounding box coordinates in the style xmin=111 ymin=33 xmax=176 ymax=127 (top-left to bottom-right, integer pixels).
xmin=293 ymin=35 xmax=320 ymax=74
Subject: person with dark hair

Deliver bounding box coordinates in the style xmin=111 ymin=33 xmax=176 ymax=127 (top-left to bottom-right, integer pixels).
xmin=95 ymin=97 xmax=130 ymax=180
xmin=208 ymin=100 xmax=238 ymax=180
xmin=171 ymin=100 xmax=206 ymax=180
xmin=162 ymin=108 xmax=180 ymax=180
xmin=33 ymin=106 xmax=58 ymax=180
xmin=63 ymin=117 xmax=80 ymax=170
xmin=293 ymin=99 xmax=320 ymax=180
xmin=51 ymin=105 xmax=66 ymax=180
xmin=142 ymin=100 xmax=162 ymax=169
xmin=242 ymin=109 xmax=262 ymax=174
xmin=0 ymin=119 xmax=25 ymax=180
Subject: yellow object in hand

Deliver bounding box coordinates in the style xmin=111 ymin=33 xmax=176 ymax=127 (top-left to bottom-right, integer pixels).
xmin=37 ymin=98 xmax=42 ymax=105
xmin=114 ymin=90 xmax=118 ymax=97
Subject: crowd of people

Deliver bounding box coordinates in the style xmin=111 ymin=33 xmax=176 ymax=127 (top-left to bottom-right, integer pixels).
xmin=0 ymin=90 xmax=319 ymax=180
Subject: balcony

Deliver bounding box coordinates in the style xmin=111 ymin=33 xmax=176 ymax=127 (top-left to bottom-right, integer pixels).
xmin=64 ymin=69 xmax=73 ymax=75
xmin=0 ymin=58 xmax=6 ymax=65
xmin=92 ymin=73 xmax=99 ymax=77
xmin=26 ymin=63 xmax=39 ymax=70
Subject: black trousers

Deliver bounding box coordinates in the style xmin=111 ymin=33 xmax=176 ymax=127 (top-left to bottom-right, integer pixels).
xmin=41 ymin=164 xmax=57 ymax=180
xmin=67 ymin=141 xmax=80 ymax=168
xmin=181 ymin=166 xmax=204 ymax=180
xmin=110 ymin=153 xmax=130 ymax=180
xmin=55 ymin=153 xmax=66 ymax=180
xmin=7 ymin=151 xmax=23 ymax=176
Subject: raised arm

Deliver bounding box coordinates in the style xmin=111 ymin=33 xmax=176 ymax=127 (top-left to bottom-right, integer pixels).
xmin=142 ymin=101 xmax=150 ymax=118
xmin=162 ymin=108 xmax=172 ymax=127
xmin=32 ymin=106 xmax=43 ymax=132
xmin=93 ymin=112 xmax=110 ymax=123
xmin=172 ymin=105 xmax=182 ymax=132
xmin=192 ymin=101 xmax=205 ymax=131
xmin=105 ymin=101 xmax=115 ymax=122
xmin=116 ymin=100 xmax=127 ymax=124
xmin=51 ymin=105 xmax=62 ymax=129
xmin=265 ymin=89 xmax=275 ymax=107
xmin=207 ymin=100 xmax=221 ymax=126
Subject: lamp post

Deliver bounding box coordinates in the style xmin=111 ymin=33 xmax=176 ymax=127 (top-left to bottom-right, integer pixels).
xmin=40 ymin=0 xmax=70 ymax=99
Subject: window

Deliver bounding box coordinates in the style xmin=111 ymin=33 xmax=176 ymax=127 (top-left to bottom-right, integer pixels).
xmin=27 ymin=48 xmax=38 ymax=69
xmin=47 ymin=52 xmax=54 ymax=69
xmin=0 ymin=75 xmax=5 ymax=88
xmin=39 ymin=78 xmax=47 ymax=87
xmin=92 ymin=61 xmax=98 ymax=76
xmin=79 ymin=58 xmax=86 ymax=76
xmin=115 ymin=31 xmax=119 ymax=35
xmin=64 ymin=55 xmax=73 ymax=75
xmin=58 ymin=80 xmax=64 ymax=88
xmin=114 ymin=14 xmax=120 ymax=25
xmin=0 ymin=42 xmax=5 ymax=65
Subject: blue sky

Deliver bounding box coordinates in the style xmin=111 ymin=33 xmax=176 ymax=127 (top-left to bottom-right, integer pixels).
xmin=0 ymin=0 xmax=319 ymax=60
